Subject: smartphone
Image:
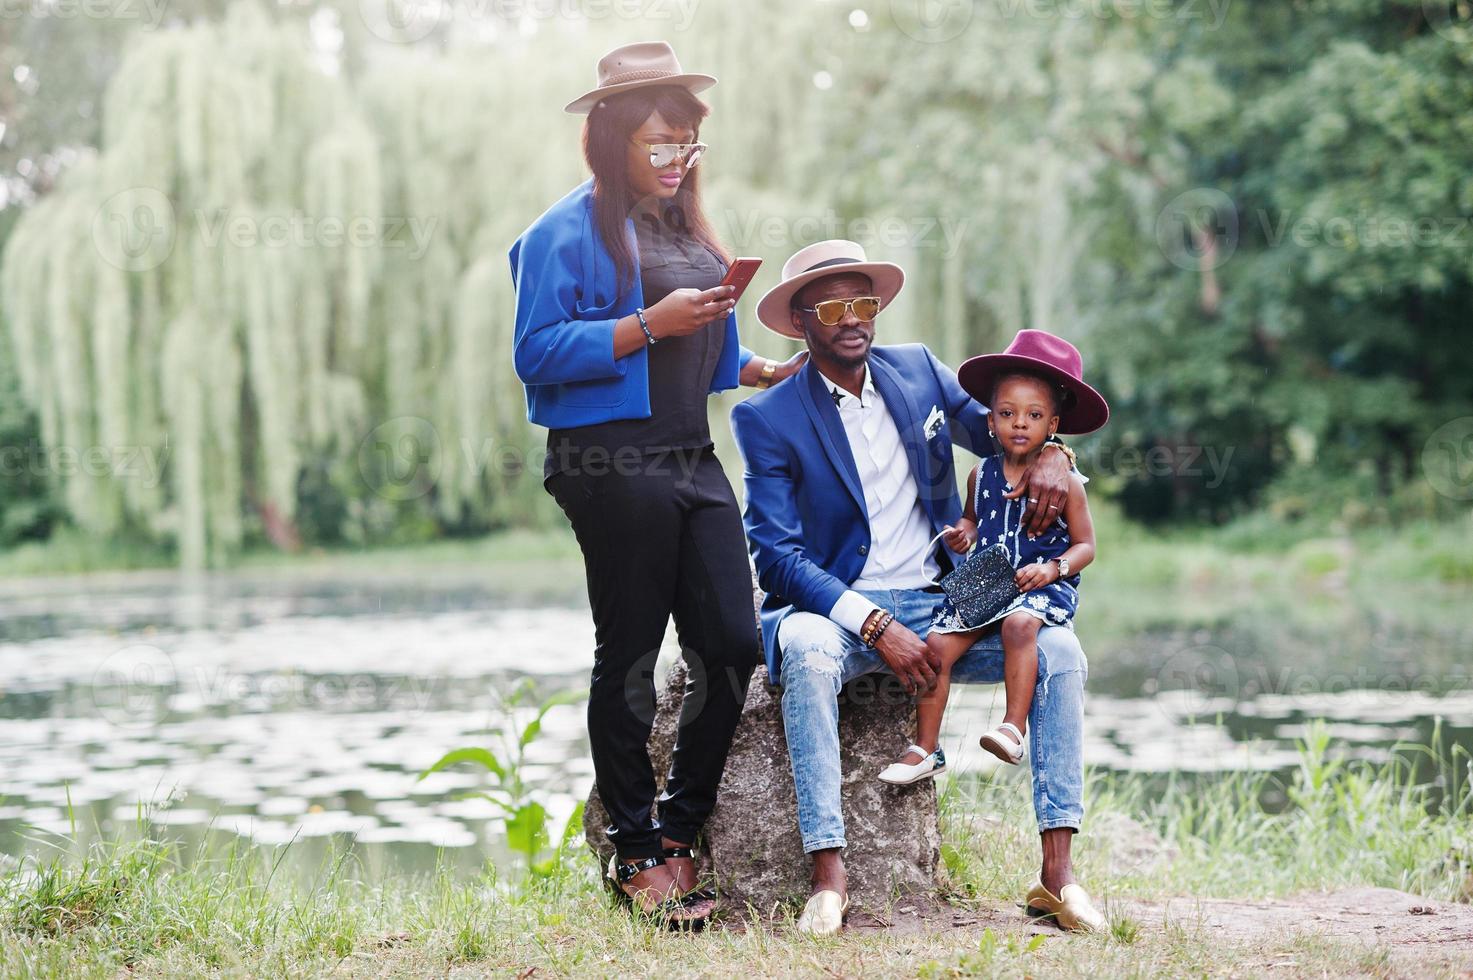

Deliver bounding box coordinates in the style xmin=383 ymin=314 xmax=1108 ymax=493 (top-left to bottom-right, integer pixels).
xmin=718 ymin=257 xmax=763 ymax=303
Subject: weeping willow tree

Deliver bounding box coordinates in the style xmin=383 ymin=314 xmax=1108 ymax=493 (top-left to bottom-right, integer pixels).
xmin=0 ymin=5 xmax=589 ymax=567
xmin=18 ymin=0 xmax=1109 ymax=567
xmin=0 ymin=0 xmax=851 ymax=568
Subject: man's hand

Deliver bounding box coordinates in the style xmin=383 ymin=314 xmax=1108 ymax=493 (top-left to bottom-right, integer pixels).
xmin=942 ymin=519 xmax=977 ymax=555
xmin=1004 ymin=443 xmax=1071 ymax=537
xmin=871 ymin=619 xmax=938 ymax=695
xmin=1015 ymin=560 xmax=1060 ymax=592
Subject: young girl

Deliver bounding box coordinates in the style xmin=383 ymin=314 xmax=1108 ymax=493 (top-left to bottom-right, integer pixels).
xmin=880 ymin=330 xmax=1108 ymax=782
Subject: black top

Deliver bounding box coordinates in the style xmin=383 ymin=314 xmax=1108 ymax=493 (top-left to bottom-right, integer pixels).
xmin=544 ymin=205 xmax=727 ymax=480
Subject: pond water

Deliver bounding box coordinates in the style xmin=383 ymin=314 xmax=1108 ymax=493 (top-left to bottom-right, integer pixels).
xmin=0 ymin=564 xmax=1468 ymax=879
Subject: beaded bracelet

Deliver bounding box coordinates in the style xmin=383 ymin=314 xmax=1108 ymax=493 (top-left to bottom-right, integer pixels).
xmin=861 ymin=610 xmax=893 ymax=648
xmin=636 ymin=307 xmax=658 ymax=345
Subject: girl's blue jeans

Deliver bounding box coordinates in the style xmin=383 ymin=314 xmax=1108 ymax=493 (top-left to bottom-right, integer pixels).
xmin=776 ymin=587 xmax=1088 ymax=853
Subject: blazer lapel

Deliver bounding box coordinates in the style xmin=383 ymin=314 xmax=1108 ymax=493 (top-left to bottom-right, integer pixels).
xmin=870 ymin=355 xmax=936 ymax=518
xmin=799 ymin=361 xmax=867 ymax=518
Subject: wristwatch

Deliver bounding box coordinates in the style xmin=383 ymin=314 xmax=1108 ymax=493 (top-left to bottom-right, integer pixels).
xmin=755 ymin=360 xmax=778 ymax=389
xmin=1052 ymin=556 xmax=1070 ymax=577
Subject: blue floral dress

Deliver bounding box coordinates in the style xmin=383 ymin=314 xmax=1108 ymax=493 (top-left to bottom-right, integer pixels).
xmin=929 ymin=453 xmax=1080 ymax=634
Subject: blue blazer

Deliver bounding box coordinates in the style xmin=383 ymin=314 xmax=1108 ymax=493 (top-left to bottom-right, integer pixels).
xmin=507 ymin=179 xmax=754 ymax=428
xmin=730 ymin=344 xmax=992 ymax=685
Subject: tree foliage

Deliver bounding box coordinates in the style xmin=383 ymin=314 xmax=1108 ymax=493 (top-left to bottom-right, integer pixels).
xmin=3 ymin=0 xmax=1470 ymax=567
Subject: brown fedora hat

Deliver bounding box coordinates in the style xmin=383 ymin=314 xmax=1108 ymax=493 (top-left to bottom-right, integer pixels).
xmin=564 ymin=41 xmax=717 ymax=115
xmin=957 ymin=329 xmax=1110 ymax=435
xmin=755 ymin=240 xmax=906 ymax=339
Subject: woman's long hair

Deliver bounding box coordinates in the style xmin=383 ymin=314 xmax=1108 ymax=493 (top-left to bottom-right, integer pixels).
xmin=582 ymin=85 xmax=730 ymax=292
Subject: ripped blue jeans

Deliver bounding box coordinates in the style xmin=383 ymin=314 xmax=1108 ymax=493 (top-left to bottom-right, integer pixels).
xmin=776 ymin=588 xmax=1088 ymax=853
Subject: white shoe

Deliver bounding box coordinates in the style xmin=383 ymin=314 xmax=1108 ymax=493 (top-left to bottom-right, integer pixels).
xmin=878 ymin=744 xmax=947 ymax=785
xmin=796 ymin=889 xmax=849 ymax=936
xmin=980 ymin=722 xmax=1025 ymax=765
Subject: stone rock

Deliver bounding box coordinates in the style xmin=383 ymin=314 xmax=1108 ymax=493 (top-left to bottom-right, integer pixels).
xmin=585 ymin=582 xmax=941 ymax=915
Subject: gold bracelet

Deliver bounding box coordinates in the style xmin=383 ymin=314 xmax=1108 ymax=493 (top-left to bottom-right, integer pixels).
xmin=755 ymin=360 xmax=779 ymax=390
xmin=1047 ymin=436 xmax=1077 ymax=470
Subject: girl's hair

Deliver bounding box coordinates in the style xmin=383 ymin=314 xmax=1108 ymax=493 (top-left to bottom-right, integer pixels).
xmin=582 ymin=85 xmax=730 ymax=292
xmin=991 ymin=370 xmax=1075 ymax=416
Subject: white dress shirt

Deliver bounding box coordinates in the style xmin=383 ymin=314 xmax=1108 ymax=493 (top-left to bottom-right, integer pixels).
xmin=817 ymin=363 xmax=941 ymax=636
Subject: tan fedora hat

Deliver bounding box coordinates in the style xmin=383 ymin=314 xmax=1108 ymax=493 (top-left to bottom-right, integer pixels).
xmin=564 ymin=41 xmax=717 ymax=115
xmin=756 ymin=240 xmax=906 ymax=339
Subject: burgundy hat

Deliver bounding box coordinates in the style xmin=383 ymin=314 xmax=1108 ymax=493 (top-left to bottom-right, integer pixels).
xmin=957 ymin=329 xmax=1109 ymax=435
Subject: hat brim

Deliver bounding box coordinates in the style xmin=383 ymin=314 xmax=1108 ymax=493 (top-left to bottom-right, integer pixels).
xmin=755 ymin=262 xmax=906 ymax=339
xmin=957 ymin=353 xmax=1110 ymax=435
xmin=564 ymin=74 xmax=718 ymax=114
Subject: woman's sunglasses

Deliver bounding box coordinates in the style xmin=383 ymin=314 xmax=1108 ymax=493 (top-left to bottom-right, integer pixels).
xmin=798 ymin=296 xmax=882 ymax=326
xmin=632 ymin=140 xmax=708 ymax=170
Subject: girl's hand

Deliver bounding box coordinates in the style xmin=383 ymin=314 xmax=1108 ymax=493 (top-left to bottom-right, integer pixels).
xmin=1015 ymin=560 xmax=1060 ymax=592
xmin=646 ymin=285 xmax=735 ymax=339
xmin=942 ymin=520 xmax=976 ymax=555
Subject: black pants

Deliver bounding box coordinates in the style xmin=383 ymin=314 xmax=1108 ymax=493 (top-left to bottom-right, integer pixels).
xmin=547 ymin=446 xmax=759 ymax=860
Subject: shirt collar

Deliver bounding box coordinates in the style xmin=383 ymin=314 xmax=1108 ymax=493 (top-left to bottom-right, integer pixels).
xmin=816 ymin=362 xmax=876 ymax=409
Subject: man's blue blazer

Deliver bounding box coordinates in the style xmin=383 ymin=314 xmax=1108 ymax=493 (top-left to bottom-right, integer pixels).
xmin=730 ymin=344 xmax=992 ymax=685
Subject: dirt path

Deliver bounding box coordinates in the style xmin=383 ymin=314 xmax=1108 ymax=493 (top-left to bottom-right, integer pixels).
xmin=836 ymin=887 xmax=1473 ymax=973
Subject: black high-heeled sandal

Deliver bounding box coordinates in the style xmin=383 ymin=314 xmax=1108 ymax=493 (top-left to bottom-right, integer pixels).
xmin=605 ymin=855 xmax=710 ymax=931
xmin=662 ymin=845 xmax=717 ymax=904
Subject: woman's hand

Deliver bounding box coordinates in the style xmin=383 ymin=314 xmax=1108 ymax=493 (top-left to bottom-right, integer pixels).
xmin=741 ymin=350 xmax=809 ymax=388
xmin=772 ymin=350 xmax=809 ymax=382
xmin=1015 ymin=561 xmax=1060 ymax=592
xmin=645 ymin=285 xmax=735 ymax=340
xmin=942 ymin=519 xmax=976 ymax=555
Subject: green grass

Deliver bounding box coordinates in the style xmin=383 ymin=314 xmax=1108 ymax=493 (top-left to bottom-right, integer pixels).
xmin=3 ymin=722 xmax=1468 ymax=978
xmin=940 ymin=720 xmax=1473 ymax=904
xmin=0 ymin=527 xmax=176 ymax=578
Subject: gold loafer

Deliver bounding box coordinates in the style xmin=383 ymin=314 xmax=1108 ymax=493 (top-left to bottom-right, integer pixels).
xmin=796 ymin=889 xmax=849 ymax=936
xmin=1024 ymin=880 xmax=1106 ymax=932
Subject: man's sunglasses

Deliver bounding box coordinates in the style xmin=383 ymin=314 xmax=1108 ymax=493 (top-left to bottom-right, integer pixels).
xmin=798 ymin=296 xmax=882 ymax=326
xmin=632 ymin=141 xmax=708 ymax=170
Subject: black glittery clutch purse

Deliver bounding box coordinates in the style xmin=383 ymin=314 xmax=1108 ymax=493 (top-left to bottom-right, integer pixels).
xmin=936 ymin=543 xmax=1020 ymax=629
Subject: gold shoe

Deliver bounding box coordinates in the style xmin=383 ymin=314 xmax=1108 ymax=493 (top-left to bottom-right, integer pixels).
xmin=1024 ymin=880 xmax=1106 ymax=932
xmin=796 ymin=889 xmax=849 ymax=936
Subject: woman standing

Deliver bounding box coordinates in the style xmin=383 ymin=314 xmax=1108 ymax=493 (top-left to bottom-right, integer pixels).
xmin=509 ymin=42 xmax=804 ymax=927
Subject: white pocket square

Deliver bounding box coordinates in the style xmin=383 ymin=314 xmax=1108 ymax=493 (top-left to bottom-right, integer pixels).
xmin=924 ymin=405 xmax=945 ymax=440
